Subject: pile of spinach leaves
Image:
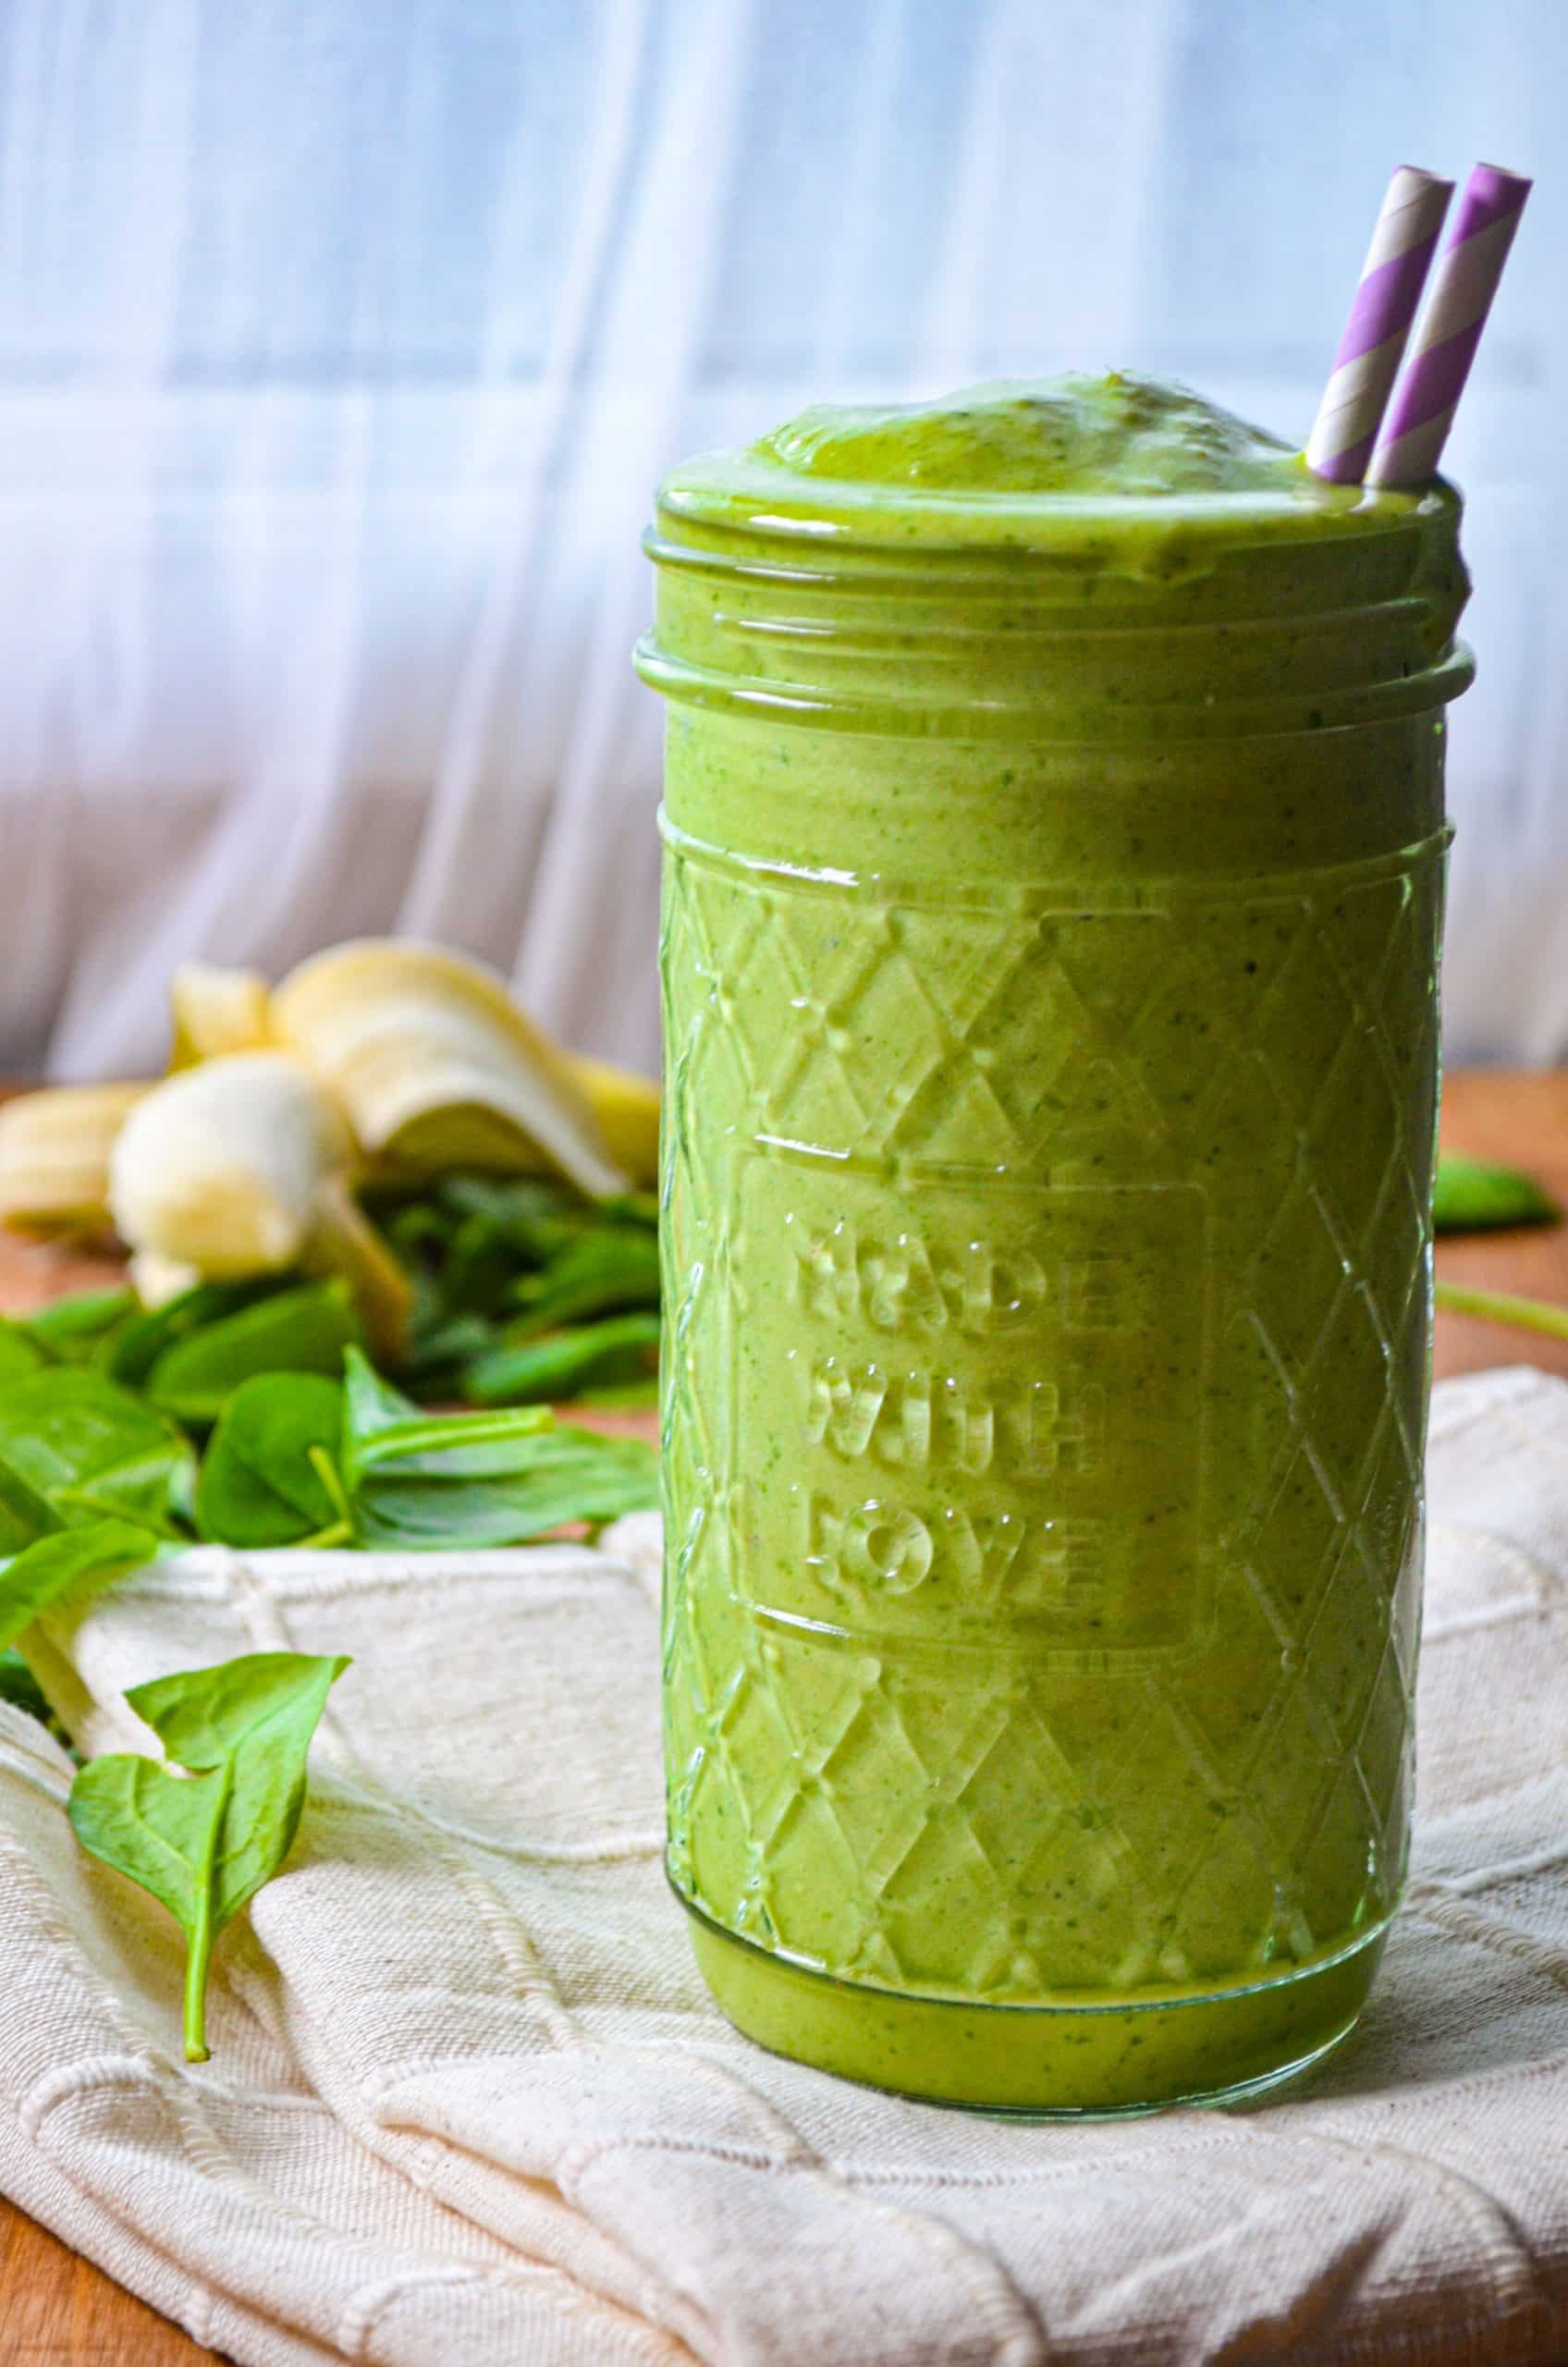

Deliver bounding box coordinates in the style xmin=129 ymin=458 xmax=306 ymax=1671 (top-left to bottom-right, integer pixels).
xmin=372 ymin=1172 xmax=661 ymax=1406
xmin=1 ymin=1171 xmax=661 ymax=1420
xmin=0 ymin=1170 xmax=662 ymax=2058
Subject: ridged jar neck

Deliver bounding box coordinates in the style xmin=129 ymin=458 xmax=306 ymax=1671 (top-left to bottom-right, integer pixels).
xmin=637 ymin=460 xmax=1473 ymax=742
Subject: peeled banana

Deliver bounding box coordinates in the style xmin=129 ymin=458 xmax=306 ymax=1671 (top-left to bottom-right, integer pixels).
xmin=128 ymin=1251 xmax=202 ymax=1308
xmin=273 ymin=941 xmax=629 ymax=1197
xmin=108 ymin=1052 xmax=353 ymax=1278
xmin=0 ymin=962 xmax=272 ymax=1236
xmin=0 ymin=1082 xmax=151 ymax=1237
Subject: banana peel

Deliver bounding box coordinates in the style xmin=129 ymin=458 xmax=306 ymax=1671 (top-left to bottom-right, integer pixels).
xmin=301 ymin=1169 xmax=413 ymax=1367
xmin=273 ymin=941 xmax=630 ymax=1197
xmin=168 ymin=962 xmax=274 ymax=1068
xmin=566 ymin=1053 xmax=659 ymax=1189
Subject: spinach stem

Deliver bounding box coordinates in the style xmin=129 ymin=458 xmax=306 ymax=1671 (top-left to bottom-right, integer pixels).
xmin=306 ymin=1446 xmax=355 ymax=1534
xmin=1435 ymin=1280 xmax=1568 ymax=1342
xmin=350 ymin=1404 xmax=552 ymax=1471
xmin=298 ymin=1516 xmax=355 ymax=1550
xmin=185 ymin=1754 xmax=234 ymax=2063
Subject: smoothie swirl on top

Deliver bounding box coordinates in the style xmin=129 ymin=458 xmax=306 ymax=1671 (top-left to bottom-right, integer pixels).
xmin=655 ymin=372 xmax=1468 ymax=648
xmin=753 ymin=373 xmax=1304 ymax=497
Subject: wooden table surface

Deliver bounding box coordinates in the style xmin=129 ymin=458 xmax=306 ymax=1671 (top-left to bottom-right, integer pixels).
xmin=2 ymin=1068 xmax=1567 ymax=2362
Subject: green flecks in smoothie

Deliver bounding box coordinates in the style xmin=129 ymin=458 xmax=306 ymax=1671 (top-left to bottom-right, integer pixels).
xmin=644 ymin=370 xmax=1466 ymax=2114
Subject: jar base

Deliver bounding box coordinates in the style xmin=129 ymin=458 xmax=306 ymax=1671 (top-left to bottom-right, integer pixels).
xmin=685 ymin=1903 xmax=1388 ymax=2118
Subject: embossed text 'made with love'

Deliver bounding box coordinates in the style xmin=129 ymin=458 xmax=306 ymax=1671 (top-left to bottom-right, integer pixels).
xmin=730 ymin=1151 xmax=1217 ymax=1657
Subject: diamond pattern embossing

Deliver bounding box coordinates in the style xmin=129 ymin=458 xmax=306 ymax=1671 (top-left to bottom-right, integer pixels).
xmin=661 ymin=833 xmax=1441 ymax=2004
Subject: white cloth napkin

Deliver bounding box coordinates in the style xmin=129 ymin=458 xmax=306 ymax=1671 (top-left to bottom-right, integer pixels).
xmin=4 ymin=1365 xmax=1568 ymax=2366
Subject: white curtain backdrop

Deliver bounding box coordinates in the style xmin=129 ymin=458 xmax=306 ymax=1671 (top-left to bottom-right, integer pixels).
xmin=0 ymin=0 xmax=1562 ymax=1082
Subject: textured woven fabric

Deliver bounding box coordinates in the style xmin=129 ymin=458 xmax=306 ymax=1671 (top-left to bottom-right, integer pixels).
xmin=2 ymin=1366 xmax=1567 ymax=2365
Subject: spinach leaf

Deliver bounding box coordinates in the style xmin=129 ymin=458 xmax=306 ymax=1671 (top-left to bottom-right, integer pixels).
xmin=438 ymin=1173 xmax=577 ymax=1231
xmin=339 ymin=1346 xmax=655 ymax=1546
xmin=1433 ymin=1154 xmax=1562 ymax=1234
xmin=69 ymin=1650 xmax=349 ymax=2060
xmin=0 ymin=1518 xmax=160 ymax=1654
xmin=350 ymin=1423 xmax=657 ymax=1549
xmin=190 ymin=1351 xmax=654 ymax=1553
xmin=22 ymin=1287 xmax=138 ymax=1366
xmin=0 ymin=1318 xmax=49 ymax=1386
xmin=398 ymin=1307 xmax=502 ymax=1395
xmin=104 ymin=1277 xmax=281 ymax=1389
xmin=0 ymin=1368 xmax=194 ymax=1530
xmin=195 ymin=1375 xmax=349 ymax=1549
xmin=596 ymin=1191 xmax=659 ymax=1232
xmin=578 ymin=1378 xmax=660 ymax=1411
xmin=368 ymin=1174 xmax=564 ymax=1294
xmin=508 ymin=1226 xmax=661 ymax=1337
xmin=376 ymin=1199 xmax=453 ymax=1261
xmin=463 ymin=1312 xmax=660 ymax=1407
xmin=440 ymin=1213 xmax=544 ymax=1316
xmin=0 ymin=1456 xmax=57 ymax=1556
xmin=0 ymin=1646 xmax=50 ymax=1724
xmin=145 ymin=1280 xmax=361 ymax=1426
xmin=339 ymin=1347 xmax=551 ymax=1481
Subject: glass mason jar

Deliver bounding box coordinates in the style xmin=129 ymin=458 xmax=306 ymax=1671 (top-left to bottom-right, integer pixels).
xmin=637 ymin=415 xmax=1471 ymax=2115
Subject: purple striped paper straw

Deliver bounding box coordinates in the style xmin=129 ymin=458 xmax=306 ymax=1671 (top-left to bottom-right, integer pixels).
xmin=1367 ymin=164 xmax=1532 ymax=488
xmin=1306 ymin=166 xmax=1454 ymax=484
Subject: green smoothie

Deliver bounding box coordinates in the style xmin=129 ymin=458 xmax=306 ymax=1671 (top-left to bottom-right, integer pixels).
xmin=638 ymin=374 xmax=1470 ymax=2113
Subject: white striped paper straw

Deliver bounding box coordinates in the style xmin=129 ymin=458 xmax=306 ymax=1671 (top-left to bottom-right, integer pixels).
xmin=1367 ymin=164 xmax=1532 ymax=488
xmin=1305 ymin=166 xmax=1454 ymax=484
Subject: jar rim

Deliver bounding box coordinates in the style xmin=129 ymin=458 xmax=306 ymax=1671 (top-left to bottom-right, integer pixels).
xmin=643 ymin=458 xmax=1472 ymax=740
xmin=655 ymin=448 xmax=1461 ymax=566
xmin=634 ymin=631 xmax=1474 ymax=742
